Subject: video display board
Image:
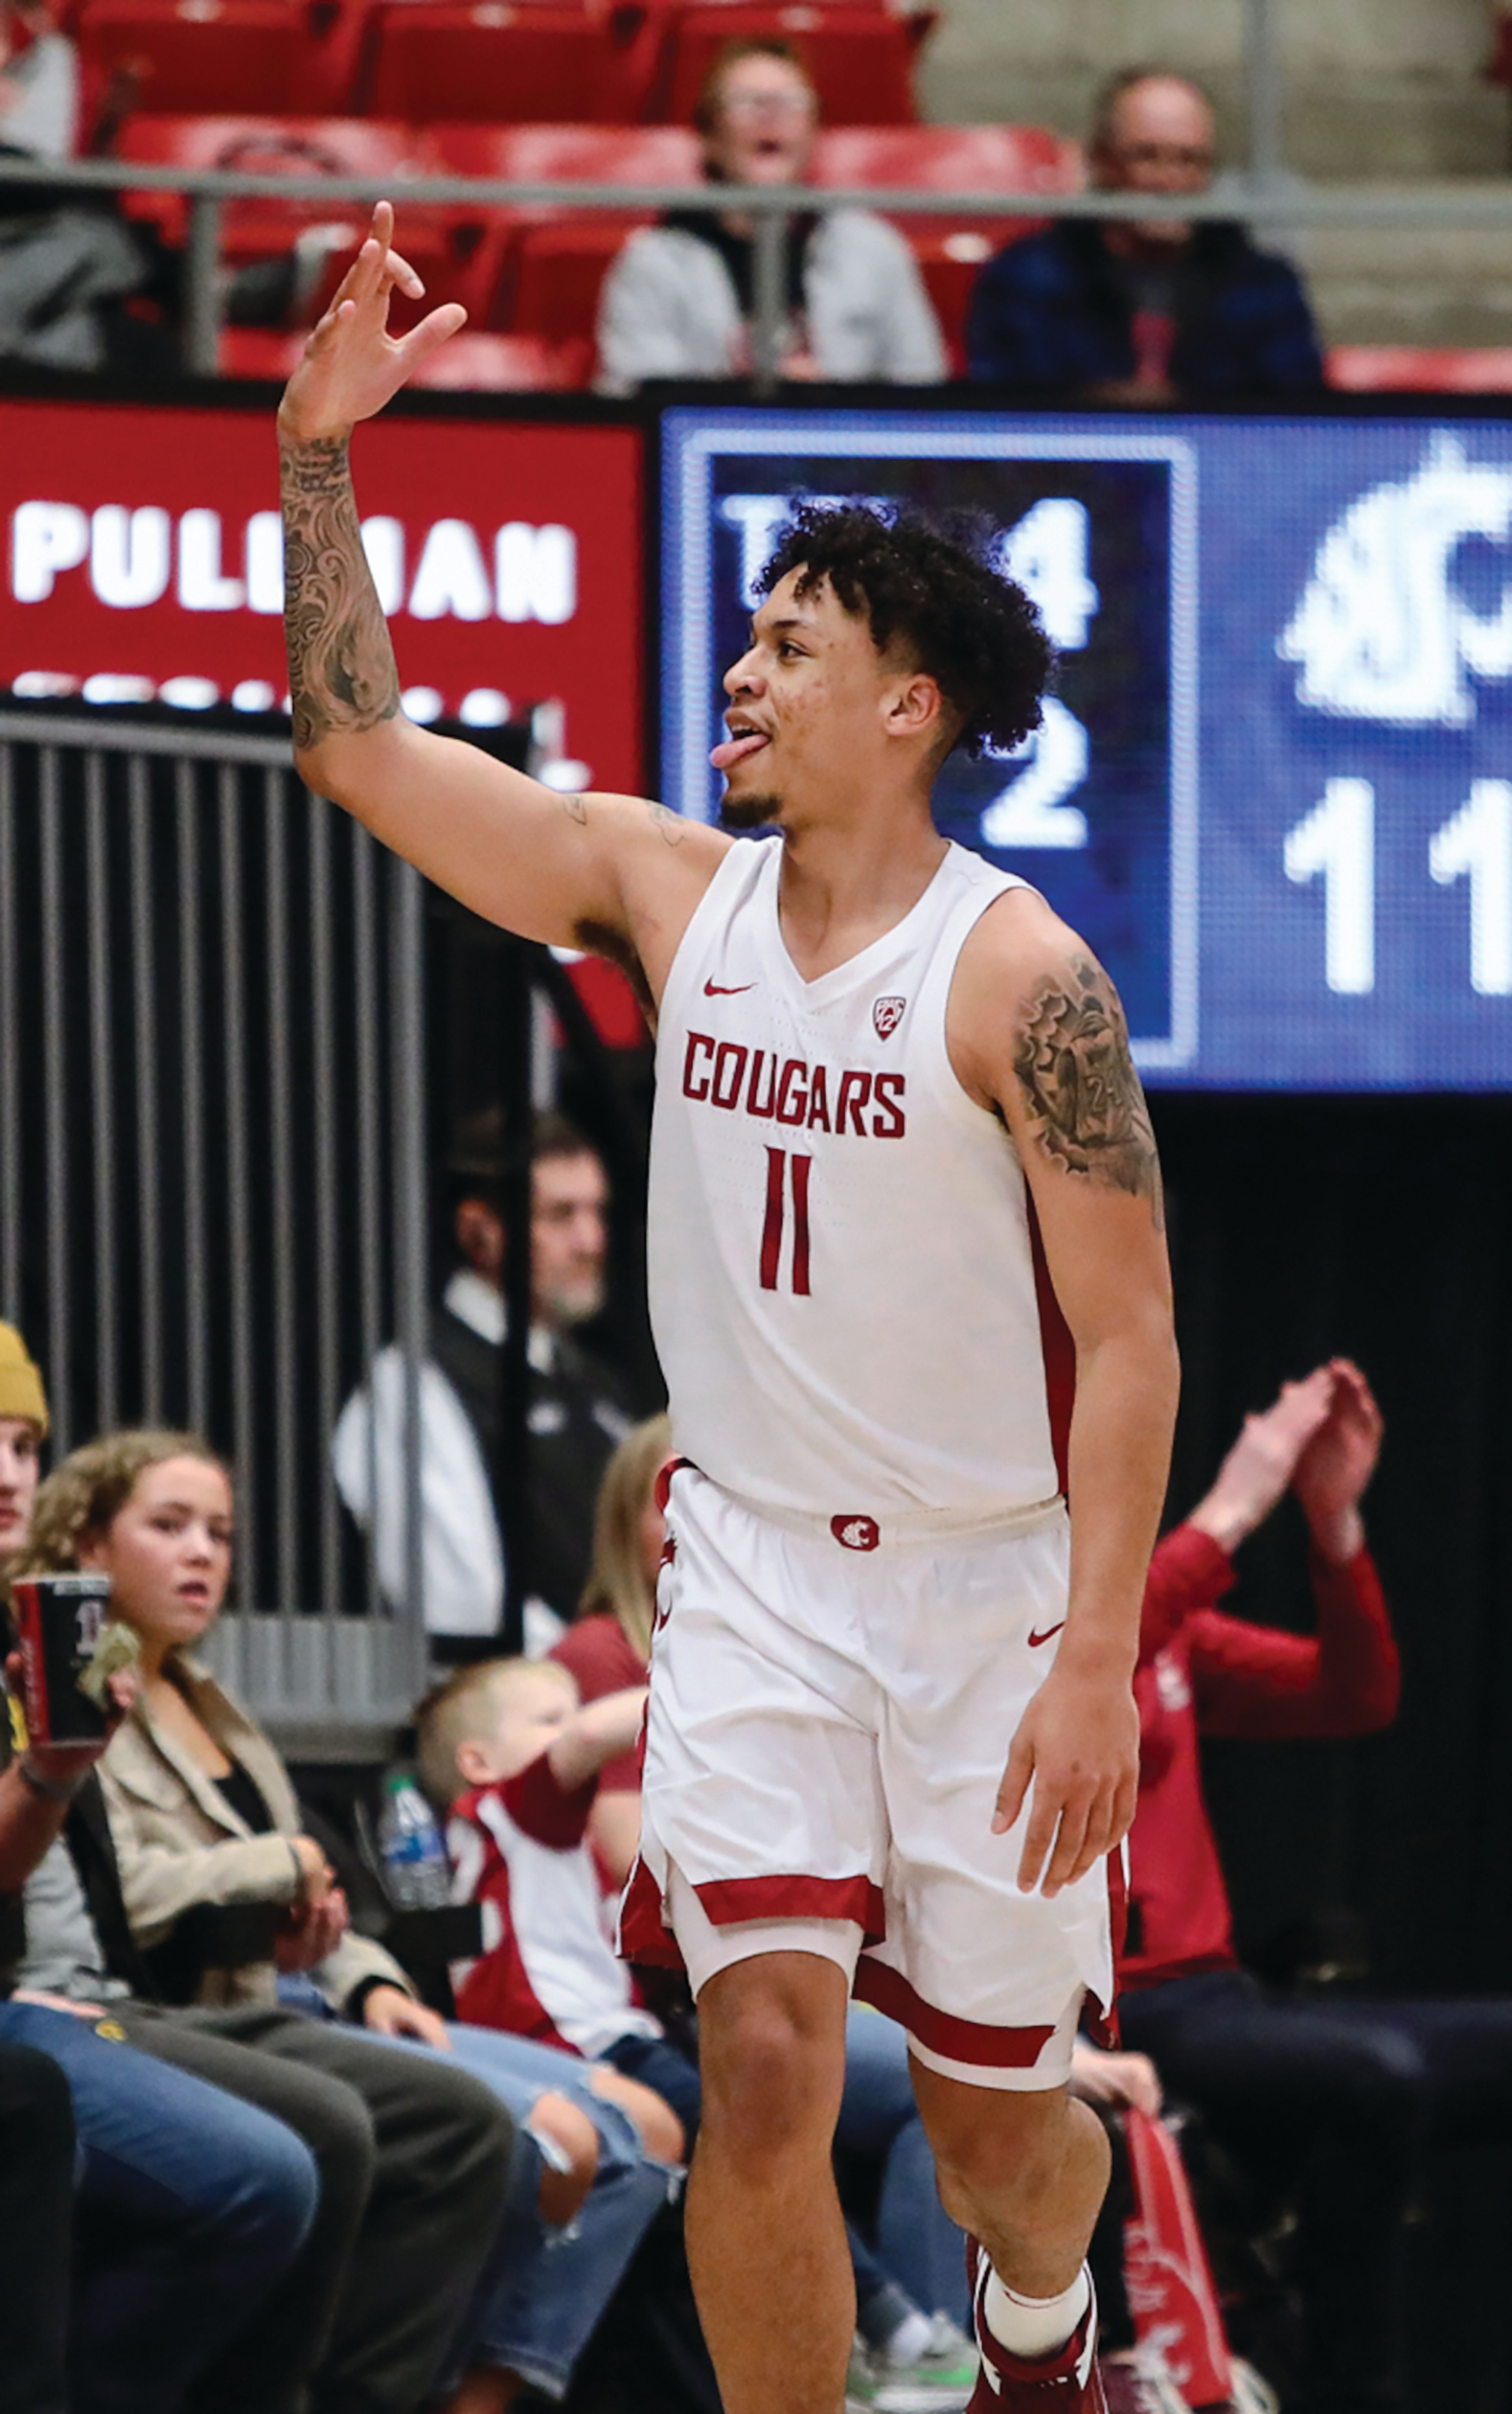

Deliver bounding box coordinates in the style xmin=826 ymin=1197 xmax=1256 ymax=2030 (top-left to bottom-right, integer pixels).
xmin=661 ymin=406 xmax=1512 ymax=1091
xmin=0 ymin=398 xmax=644 ymax=794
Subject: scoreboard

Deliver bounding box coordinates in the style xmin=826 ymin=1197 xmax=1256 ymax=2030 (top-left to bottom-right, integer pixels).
xmin=660 ymin=405 xmax=1512 ymax=1091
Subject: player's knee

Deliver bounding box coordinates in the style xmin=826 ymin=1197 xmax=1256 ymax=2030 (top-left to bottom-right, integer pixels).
xmin=700 ymin=1990 xmax=841 ymax=2160
xmin=530 ymin=2092 xmax=599 ymax=2226
xmin=931 ymin=2091 xmax=1081 ymax=2230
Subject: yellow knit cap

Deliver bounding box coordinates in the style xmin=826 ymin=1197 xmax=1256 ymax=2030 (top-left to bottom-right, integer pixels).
xmin=0 ymin=1325 xmax=48 ymax=1437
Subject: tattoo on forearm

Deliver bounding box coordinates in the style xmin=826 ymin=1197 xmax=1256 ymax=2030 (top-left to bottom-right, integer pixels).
xmin=281 ymin=435 xmax=400 ymax=753
xmin=1012 ymin=956 xmax=1165 ymax=1230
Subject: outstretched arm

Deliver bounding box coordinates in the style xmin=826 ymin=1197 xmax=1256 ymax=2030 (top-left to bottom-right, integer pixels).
xmin=278 ymin=204 xmax=726 ymax=993
xmin=951 ymin=898 xmax=1180 ymax=1898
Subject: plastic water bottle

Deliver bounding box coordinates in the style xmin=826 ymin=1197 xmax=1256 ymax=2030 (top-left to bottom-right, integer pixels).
xmin=376 ymin=1772 xmax=451 ymax=1911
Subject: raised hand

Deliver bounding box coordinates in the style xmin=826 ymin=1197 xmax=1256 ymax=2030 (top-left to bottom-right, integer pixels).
xmin=1186 ymin=1364 xmax=1336 ymax=1555
xmin=1293 ymin=1357 xmax=1382 ymax=1561
xmin=278 ymin=201 xmax=466 ymax=446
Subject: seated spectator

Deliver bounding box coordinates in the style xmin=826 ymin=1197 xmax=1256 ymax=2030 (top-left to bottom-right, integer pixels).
xmin=20 ymin=1424 xmax=669 ymax=2413
xmin=596 ymin=37 xmax=947 ymax=391
xmin=0 ymin=0 xmax=78 ymax=161
xmin=334 ymin=1108 xmax=636 ymax=1645
xmin=426 ymin=1650 xmax=984 ymax=2406
xmin=0 ymin=1338 xmax=332 ymax=2414
xmin=551 ymin=1409 xmax=671 ymax=1886
xmin=1121 ymin=1359 xmax=1512 ymax=2414
xmin=967 ymin=67 xmax=1324 ymax=402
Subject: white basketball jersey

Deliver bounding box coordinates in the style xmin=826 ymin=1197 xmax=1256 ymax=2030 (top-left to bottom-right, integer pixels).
xmin=647 ymin=837 xmax=1066 ymax=1523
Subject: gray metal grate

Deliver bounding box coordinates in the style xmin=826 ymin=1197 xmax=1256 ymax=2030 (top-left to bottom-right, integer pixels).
xmin=0 ymin=707 xmax=430 ymax=1752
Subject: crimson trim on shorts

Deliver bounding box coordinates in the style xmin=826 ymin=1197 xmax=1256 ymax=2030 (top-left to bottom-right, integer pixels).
xmin=852 ymin=1961 xmax=1057 ymax=2068
xmin=618 ymin=1855 xmax=684 ymax=1969
xmin=693 ymin=1873 xmax=886 ymax=1942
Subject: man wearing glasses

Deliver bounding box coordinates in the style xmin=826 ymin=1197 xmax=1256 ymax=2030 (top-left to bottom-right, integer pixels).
xmin=967 ymin=68 xmax=1324 ymax=403
xmin=596 ymin=37 xmax=947 ymax=390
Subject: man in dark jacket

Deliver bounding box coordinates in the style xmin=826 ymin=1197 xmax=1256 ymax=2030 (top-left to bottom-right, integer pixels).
xmin=967 ymin=68 xmax=1323 ymax=402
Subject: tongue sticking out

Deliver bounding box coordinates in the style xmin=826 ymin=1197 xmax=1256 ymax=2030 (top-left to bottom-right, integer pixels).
xmin=711 ymin=730 xmax=770 ymax=772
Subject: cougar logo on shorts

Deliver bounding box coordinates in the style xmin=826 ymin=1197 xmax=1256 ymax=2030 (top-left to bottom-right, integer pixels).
xmin=872 ymin=995 xmax=906 ymax=1041
xmin=831 ymin=1514 xmax=880 ymax=1552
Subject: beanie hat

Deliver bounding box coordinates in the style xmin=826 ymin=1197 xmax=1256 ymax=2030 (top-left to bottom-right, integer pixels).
xmin=0 ymin=1325 xmax=48 ymax=1437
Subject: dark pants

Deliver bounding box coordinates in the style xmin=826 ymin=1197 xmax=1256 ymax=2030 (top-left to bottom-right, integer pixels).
xmin=1120 ymin=1970 xmax=1512 ymax=2414
xmin=0 ymin=2041 xmax=75 ymax=2414
xmin=119 ymin=2001 xmax=516 ymax=2414
xmin=0 ymin=1998 xmax=316 ymax=2414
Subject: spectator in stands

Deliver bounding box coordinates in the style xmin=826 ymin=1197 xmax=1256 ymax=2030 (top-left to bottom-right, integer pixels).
xmin=1121 ymin=1358 xmax=1512 ymax=2414
xmin=596 ymin=36 xmax=947 ymax=391
xmin=0 ymin=0 xmax=77 ymax=160
xmin=24 ymin=1424 xmax=673 ymax=2413
xmin=0 ymin=1337 xmax=334 ymax=2412
xmin=334 ymin=1108 xmax=635 ymax=1648
xmin=967 ymin=67 xmax=1323 ymax=401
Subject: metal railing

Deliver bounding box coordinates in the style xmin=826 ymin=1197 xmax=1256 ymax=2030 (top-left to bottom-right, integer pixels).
xmin=0 ymin=706 xmax=432 ymax=1751
xmin=1 ymin=0 xmax=1509 ymax=386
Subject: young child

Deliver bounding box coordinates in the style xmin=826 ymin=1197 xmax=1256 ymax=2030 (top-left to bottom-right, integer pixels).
xmin=420 ymin=1657 xmax=702 ymax=2138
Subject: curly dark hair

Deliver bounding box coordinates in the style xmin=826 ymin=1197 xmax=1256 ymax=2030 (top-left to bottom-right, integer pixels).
xmin=756 ymin=501 xmax=1052 ymax=760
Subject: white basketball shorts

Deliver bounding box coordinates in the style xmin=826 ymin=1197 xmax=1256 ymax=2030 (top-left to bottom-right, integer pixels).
xmin=618 ymin=1465 xmax=1120 ymax=2091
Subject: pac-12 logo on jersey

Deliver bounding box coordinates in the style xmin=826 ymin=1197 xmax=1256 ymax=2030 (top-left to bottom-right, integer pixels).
xmin=872 ymin=995 xmax=906 ymax=1041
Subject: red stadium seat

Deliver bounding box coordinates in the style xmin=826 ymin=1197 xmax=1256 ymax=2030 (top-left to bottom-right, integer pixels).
xmin=367 ymin=3 xmax=640 ymax=124
xmin=221 ymin=323 xmax=589 ymax=384
xmin=652 ymin=4 xmax=920 ymax=124
xmin=117 ymin=111 xmax=422 ymax=243
xmin=1327 ymin=346 xmax=1512 ymax=393
xmin=420 ymin=125 xmax=702 ymax=333
xmin=813 ymin=123 xmax=1082 ymax=367
xmin=116 ymin=113 xmax=501 ymax=325
xmin=410 ymin=328 xmax=592 ymax=384
xmin=421 ymin=117 xmax=702 ymax=203
xmin=504 ymin=219 xmax=634 ymax=345
xmin=78 ymin=0 xmax=352 ymax=116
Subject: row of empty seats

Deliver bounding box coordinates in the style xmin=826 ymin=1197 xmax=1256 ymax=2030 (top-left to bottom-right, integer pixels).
xmin=119 ymin=116 xmax=1083 ymax=366
xmin=81 ymin=0 xmax=934 ymax=124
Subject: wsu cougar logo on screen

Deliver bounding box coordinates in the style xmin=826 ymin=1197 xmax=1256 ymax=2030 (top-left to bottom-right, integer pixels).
xmin=1279 ymin=433 xmax=1512 ymax=727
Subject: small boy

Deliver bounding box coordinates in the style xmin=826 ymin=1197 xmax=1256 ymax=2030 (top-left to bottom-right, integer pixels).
xmin=419 ymin=1657 xmax=701 ymax=2136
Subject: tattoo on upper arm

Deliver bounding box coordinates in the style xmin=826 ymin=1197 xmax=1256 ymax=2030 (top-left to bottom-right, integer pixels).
xmin=281 ymin=435 xmax=400 ymax=754
xmin=1011 ymin=956 xmax=1165 ymax=1230
xmin=560 ymin=794 xmax=589 ymax=826
xmin=647 ymin=802 xmax=685 ymax=847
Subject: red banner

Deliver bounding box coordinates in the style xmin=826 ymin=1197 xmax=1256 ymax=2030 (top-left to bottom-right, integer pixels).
xmin=0 ymin=399 xmax=645 ymax=793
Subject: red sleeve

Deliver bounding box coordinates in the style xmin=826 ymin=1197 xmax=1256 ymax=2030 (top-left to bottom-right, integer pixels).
xmin=1189 ymin=1549 xmax=1400 ymax=1740
xmin=548 ymin=1616 xmax=647 ymax=1796
xmin=502 ymin=1750 xmax=598 ymax=1850
xmin=1139 ymin=1524 xmax=1238 ymax=1666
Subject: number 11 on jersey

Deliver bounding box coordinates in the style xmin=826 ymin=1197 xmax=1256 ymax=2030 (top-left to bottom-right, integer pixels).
xmin=760 ymin=1147 xmax=812 ymax=1295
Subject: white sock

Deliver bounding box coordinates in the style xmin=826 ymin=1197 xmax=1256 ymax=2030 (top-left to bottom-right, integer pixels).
xmin=881 ymin=2309 xmax=936 ymax=2368
xmin=982 ymin=2265 xmax=1091 ymax=2362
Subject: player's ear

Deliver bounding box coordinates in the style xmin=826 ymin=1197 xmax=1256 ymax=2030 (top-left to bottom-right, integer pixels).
xmin=885 ymin=672 xmax=944 ymax=743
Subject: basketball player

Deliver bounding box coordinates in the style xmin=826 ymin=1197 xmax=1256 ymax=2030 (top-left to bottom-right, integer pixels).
xmin=278 ymin=209 xmax=1179 ymax=2414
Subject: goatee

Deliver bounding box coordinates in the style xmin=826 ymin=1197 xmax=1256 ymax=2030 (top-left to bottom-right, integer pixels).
xmin=719 ymin=789 xmax=783 ymax=832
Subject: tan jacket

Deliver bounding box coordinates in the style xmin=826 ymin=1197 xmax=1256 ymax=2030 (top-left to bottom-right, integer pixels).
xmin=99 ymin=1653 xmax=408 ymax=2013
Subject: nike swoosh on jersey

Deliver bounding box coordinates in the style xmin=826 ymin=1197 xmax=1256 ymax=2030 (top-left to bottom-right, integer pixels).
xmin=1027 ymin=1621 xmax=1066 ymax=1648
xmin=703 ymin=979 xmax=756 ymax=996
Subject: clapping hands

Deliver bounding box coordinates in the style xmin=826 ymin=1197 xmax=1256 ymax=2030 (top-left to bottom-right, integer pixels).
xmin=1188 ymin=1358 xmax=1382 ymax=1560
